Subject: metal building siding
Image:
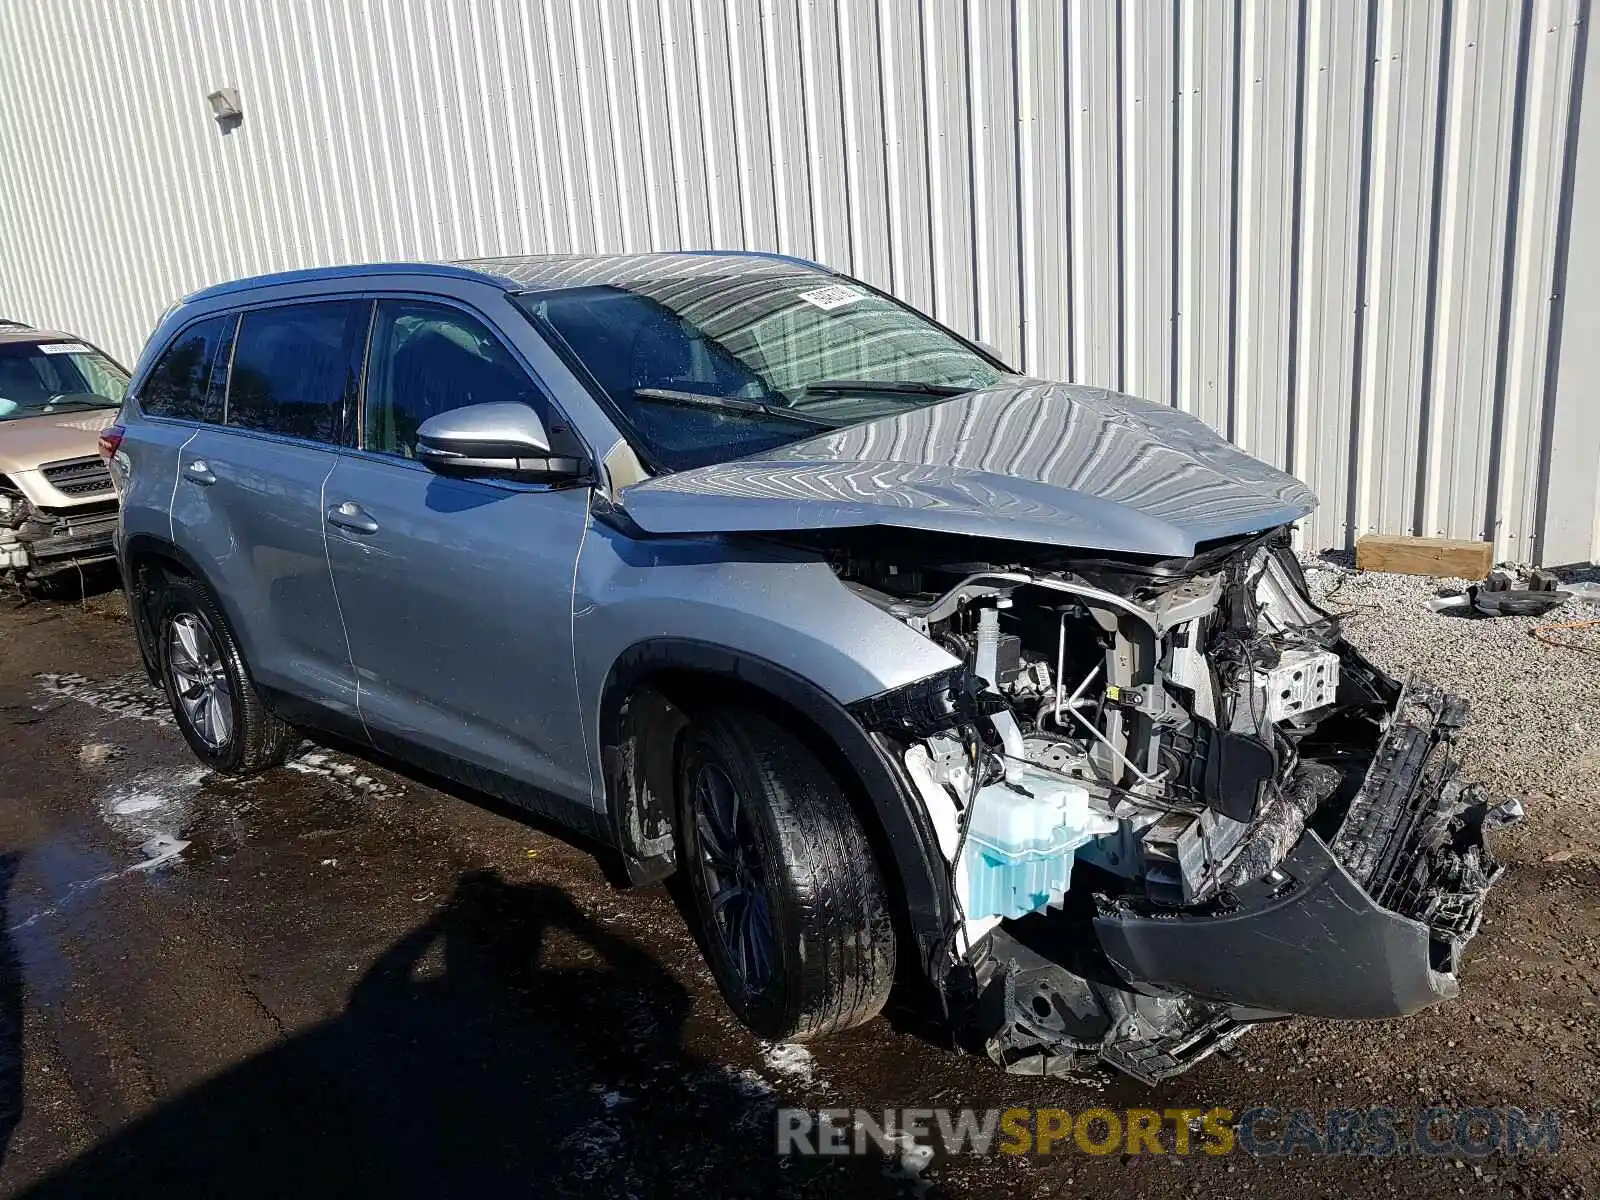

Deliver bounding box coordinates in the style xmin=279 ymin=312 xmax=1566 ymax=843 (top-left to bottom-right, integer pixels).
xmin=0 ymin=0 xmax=1593 ymax=562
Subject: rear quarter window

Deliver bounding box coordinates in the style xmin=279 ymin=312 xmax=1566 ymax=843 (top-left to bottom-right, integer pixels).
xmin=226 ymin=300 xmax=367 ymax=443
xmin=141 ymin=315 xmax=235 ymax=421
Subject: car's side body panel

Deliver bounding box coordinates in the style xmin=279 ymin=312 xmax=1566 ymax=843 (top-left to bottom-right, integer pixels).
xmin=323 ymin=450 xmax=594 ymax=804
xmin=168 ymin=425 xmax=355 ymax=716
xmin=571 ymin=518 xmax=960 ymax=798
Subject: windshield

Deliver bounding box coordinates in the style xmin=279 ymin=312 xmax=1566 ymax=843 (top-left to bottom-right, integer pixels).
xmin=0 ymin=341 xmax=128 ymax=422
xmin=514 ymin=275 xmax=1002 ymax=471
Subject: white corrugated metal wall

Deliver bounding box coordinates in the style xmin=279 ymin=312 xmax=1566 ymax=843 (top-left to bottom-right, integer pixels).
xmin=0 ymin=0 xmax=1594 ymax=562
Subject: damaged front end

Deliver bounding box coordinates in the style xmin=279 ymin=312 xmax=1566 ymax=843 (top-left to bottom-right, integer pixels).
xmin=0 ymin=466 xmax=119 ymax=586
xmin=842 ymin=530 xmax=1518 ymax=1083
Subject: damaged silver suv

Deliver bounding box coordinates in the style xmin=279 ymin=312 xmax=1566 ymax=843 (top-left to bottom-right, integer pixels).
xmin=109 ymin=253 xmax=1514 ymax=1081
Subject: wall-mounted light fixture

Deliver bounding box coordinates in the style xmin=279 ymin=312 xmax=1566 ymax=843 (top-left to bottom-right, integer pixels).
xmin=206 ymin=86 xmax=243 ymax=133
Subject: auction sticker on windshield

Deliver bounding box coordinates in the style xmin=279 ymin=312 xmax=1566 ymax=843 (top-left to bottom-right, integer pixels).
xmin=38 ymin=342 xmax=91 ymax=355
xmin=797 ymin=284 xmax=867 ymax=311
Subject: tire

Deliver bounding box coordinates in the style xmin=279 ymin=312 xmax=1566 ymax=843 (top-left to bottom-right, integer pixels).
xmin=152 ymin=574 xmax=297 ymax=776
xmin=677 ymin=706 xmax=896 ymax=1042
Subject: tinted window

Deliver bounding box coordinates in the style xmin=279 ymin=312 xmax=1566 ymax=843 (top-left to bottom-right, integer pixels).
xmin=227 ymin=301 xmax=366 ymax=442
xmin=141 ymin=316 xmax=232 ymax=421
xmin=363 ymin=300 xmax=545 ymax=458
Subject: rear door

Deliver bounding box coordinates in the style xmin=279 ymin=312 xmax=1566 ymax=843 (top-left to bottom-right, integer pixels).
xmin=169 ymin=299 xmax=369 ymax=729
xmin=322 ymin=297 xmax=592 ymax=807
xmin=119 ymin=313 xmax=236 ymax=562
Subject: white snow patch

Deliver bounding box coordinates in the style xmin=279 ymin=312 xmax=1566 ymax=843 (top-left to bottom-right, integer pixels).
xmin=37 ymin=672 xmax=172 ymax=724
xmin=95 ymin=767 xmax=208 ymax=866
xmin=134 ymin=832 xmax=192 ymax=869
xmin=37 ymin=672 xmax=403 ymax=800
xmin=684 ymin=1065 xmax=780 ymax=1133
xmin=876 ymin=1125 xmax=936 ymax=1180
xmin=113 ymin=795 xmax=165 ymax=815
xmin=284 ymin=751 xmax=401 ymax=799
xmin=762 ymin=1041 xmax=824 ymax=1087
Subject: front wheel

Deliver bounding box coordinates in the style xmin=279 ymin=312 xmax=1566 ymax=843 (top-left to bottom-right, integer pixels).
xmin=153 ymin=574 xmax=297 ymax=776
xmin=678 ymin=707 xmax=896 ymax=1042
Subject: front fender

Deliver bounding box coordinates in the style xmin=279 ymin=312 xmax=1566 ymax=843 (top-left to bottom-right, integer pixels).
xmin=575 ymin=521 xmax=962 ymax=979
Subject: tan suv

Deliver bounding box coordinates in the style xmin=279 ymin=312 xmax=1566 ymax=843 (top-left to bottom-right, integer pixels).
xmin=0 ymin=321 xmax=129 ymax=587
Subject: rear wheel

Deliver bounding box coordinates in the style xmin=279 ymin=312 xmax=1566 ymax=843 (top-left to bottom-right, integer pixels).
xmin=677 ymin=707 xmax=896 ymax=1042
xmin=153 ymin=574 xmax=297 ymax=775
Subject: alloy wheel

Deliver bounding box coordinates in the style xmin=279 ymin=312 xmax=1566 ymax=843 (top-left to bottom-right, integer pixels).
xmin=691 ymin=761 xmax=776 ymax=997
xmin=165 ymin=612 xmax=234 ymax=750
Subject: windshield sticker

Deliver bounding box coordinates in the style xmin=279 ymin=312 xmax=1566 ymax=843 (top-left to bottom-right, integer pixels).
xmin=38 ymin=342 xmax=90 ymax=355
xmin=797 ymin=284 xmax=867 ymax=312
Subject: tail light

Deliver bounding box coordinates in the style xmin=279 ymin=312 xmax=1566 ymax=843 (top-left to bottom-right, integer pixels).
xmin=97 ymin=424 xmax=125 ymax=463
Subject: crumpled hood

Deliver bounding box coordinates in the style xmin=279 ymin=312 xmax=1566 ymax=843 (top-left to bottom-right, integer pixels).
xmin=0 ymin=409 xmax=117 ymax=477
xmin=618 ymin=381 xmax=1317 ymax=558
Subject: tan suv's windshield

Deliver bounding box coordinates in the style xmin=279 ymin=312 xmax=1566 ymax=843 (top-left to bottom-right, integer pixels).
xmin=0 ymin=341 xmax=129 ymax=422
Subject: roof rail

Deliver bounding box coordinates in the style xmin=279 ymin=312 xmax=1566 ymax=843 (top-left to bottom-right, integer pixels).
xmin=182 ymin=261 xmax=505 ymax=304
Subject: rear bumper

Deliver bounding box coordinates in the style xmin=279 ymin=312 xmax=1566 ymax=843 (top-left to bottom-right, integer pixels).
xmin=976 ymin=686 xmax=1515 ymax=1082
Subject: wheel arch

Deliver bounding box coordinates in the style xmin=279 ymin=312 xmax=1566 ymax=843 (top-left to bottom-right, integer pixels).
xmin=121 ymin=534 xmax=239 ymax=684
xmin=598 ymin=638 xmax=957 ymax=985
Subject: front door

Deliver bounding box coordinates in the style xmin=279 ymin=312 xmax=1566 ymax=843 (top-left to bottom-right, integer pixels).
xmin=322 ymin=298 xmax=592 ymax=808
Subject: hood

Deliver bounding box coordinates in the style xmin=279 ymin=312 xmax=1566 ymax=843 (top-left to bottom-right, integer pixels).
xmin=617 ymin=381 xmax=1317 ymax=558
xmin=0 ymin=408 xmax=118 ymax=476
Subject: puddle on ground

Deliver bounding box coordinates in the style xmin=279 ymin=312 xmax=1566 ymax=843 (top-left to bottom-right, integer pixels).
xmin=5 ymin=835 xmax=115 ymax=1005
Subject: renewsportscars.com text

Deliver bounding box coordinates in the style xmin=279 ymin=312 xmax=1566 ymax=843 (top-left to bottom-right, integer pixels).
xmin=778 ymin=1105 xmax=1562 ymax=1159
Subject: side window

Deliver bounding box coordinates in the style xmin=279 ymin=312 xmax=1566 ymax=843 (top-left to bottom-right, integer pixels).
xmin=141 ymin=315 xmax=234 ymax=421
xmin=363 ymin=300 xmax=545 ymax=458
xmin=227 ymin=300 xmax=366 ymax=442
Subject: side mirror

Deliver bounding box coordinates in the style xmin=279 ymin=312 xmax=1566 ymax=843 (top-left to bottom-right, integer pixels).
xmin=415 ymin=402 xmax=585 ymax=482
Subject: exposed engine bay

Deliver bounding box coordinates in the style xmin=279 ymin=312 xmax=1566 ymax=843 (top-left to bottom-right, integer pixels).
xmin=0 ymin=473 xmax=119 ymax=587
xmin=840 ymin=528 xmax=1520 ymax=1082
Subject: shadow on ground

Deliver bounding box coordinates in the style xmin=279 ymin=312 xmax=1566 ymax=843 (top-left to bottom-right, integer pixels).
xmin=4 ymin=564 xmax=121 ymax=608
xmin=12 ymin=870 xmax=901 ymax=1198
xmin=0 ymin=855 xmax=21 ymax=1173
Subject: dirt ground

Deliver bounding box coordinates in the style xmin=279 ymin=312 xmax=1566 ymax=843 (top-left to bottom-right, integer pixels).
xmin=0 ymin=575 xmax=1595 ymax=1199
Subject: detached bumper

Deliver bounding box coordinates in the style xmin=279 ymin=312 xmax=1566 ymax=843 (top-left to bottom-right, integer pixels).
xmin=1095 ymin=687 xmax=1515 ymax=1019
xmin=977 ymin=686 xmax=1516 ymax=1083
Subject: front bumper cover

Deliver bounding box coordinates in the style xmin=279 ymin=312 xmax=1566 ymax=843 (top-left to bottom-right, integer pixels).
xmin=5 ymin=506 xmax=118 ymax=576
xmin=977 ymin=686 xmax=1518 ymax=1082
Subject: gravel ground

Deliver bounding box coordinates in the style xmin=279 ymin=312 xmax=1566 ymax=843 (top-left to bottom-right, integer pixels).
xmin=0 ymin=565 xmax=1597 ymax=1199
xmin=1302 ymin=553 xmax=1600 ymax=848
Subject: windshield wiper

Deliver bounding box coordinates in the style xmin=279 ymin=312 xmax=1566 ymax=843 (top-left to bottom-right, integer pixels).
xmin=632 ymin=388 xmax=842 ymax=428
xmin=802 ymin=379 xmax=973 ymax=398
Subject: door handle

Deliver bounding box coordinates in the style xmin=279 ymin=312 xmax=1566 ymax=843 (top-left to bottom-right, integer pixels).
xmin=326 ymin=500 xmax=379 ymax=535
xmin=184 ymin=459 xmax=217 ymax=486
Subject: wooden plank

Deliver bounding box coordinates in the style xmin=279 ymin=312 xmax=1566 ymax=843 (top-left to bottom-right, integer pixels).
xmin=1355 ymin=535 xmax=1494 ymax=579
